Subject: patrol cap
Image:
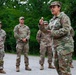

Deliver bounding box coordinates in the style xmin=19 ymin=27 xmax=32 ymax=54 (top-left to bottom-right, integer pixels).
xmin=50 ymin=1 xmax=61 ymax=7
xmin=19 ymin=16 xmax=24 ymax=20
xmin=44 ymin=21 xmax=48 ymax=25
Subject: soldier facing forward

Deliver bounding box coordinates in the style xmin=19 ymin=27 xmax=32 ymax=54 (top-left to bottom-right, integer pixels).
xmin=36 ymin=21 xmax=55 ymax=70
xmin=39 ymin=1 xmax=74 ymax=75
xmin=0 ymin=21 xmax=6 ymax=74
xmin=14 ymin=17 xmax=31 ymax=72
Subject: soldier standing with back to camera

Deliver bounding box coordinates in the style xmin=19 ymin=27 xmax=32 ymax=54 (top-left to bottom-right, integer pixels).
xmin=14 ymin=17 xmax=31 ymax=72
xmin=0 ymin=21 xmax=6 ymax=74
xmin=39 ymin=1 xmax=74 ymax=75
xmin=36 ymin=21 xmax=55 ymax=70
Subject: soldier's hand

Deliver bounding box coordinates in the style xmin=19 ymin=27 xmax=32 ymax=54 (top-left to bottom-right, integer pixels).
xmin=39 ymin=17 xmax=44 ymax=25
xmin=22 ymin=38 xmax=27 ymax=42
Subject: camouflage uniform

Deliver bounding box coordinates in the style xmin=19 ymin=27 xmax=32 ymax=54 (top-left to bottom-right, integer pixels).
xmin=39 ymin=12 xmax=74 ymax=75
xmin=14 ymin=24 xmax=30 ymax=67
xmin=0 ymin=28 xmax=6 ymax=70
xmin=36 ymin=29 xmax=53 ymax=65
xmin=69 ymin=27 xmax=74 ymax=68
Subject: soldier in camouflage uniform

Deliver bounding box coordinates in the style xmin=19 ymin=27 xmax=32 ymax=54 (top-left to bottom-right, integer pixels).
xmin=36 ymin=21 xmax=55 ymax=70
xmin=0 ymin=21 xmax=6 ymax=74
xmin=39 ymin=1 xmax=74 ymax=75
xmin=14 ymin=17 xmax=31 ymax=72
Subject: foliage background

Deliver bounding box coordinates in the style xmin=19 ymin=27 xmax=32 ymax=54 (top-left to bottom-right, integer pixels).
xmin=0 ymin=0 xmax=76 ymax=56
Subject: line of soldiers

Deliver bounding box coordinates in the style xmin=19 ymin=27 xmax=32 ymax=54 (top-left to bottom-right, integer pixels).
xmin=0 ymin=1 xmax=74 ymax=75
xmin=0 ymin=17 xmax=55 ymax=74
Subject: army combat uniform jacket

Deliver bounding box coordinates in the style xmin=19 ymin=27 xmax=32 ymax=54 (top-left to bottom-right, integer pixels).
xmin=0 ymin=29 xmax=6 ymax=49
xmin=36 ymin=30 xmax=52 ymax=47
xmin=39 ymin=12 xmax=74 ymax=55
xmin=14 ymin=24 xmax=30 ymax=44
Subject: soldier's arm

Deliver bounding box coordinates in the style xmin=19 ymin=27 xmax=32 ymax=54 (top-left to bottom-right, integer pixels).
xmin=2 ymin=30 xmax=6 ymax=42
xmin=36 ymin=30 xmax=41 ymax=43
xmin=70 ymin=27 xmax=75 ymax=37
xmin=51 ymin=16 xmax=71 ymax=38
xmin=13 ymin=25 xmax=22 ymax=40
xmin=25 ymin=27 xmax=30 ymax=41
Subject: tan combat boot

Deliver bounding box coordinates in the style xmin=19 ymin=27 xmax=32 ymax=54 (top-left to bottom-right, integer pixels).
xmin=25 ymin=65 xmax=31 ymax=71
xmin=0 ymin=69 xmax=6 ymax=74
xmin=40 ymin=64 xmax=44 ymax=70
xmin=16 ymin=66 xmax=20 ymax=72
xmin=48 ymin=63 xmax=55 ymax=69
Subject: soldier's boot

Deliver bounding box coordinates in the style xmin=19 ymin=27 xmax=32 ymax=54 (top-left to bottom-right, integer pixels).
xmin=0 ymin=69 xmax=6 ymax=74
xmin=16 ymin=66 xmax=20 ymax=72
xmin=40 ymin=64 xmax=44 ymax=70
xmin=25 ymin=65 xmax=31 ymax=71
xmin=70 ymin=63 xmax=74 ymax=68
xmin=48 ymin=63 xmax=55 ymax=69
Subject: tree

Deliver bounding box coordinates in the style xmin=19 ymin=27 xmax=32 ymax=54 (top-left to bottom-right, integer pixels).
xmin=0 ymin=0 xmax=76 ymax=56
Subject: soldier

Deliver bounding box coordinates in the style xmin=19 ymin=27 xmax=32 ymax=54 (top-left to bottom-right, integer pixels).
xmin=14 ymin=17 xmax=31 ymax=72
xmin=0 ymin=21 xmax=6 ymax=74
xmin=36 ymin=21 xmax=55 ymax=70
xmin=39 ymin=1 xmax=74 ymax=75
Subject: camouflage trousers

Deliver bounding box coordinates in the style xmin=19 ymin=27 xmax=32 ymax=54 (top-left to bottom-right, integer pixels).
xmin=16 ymin=42 xmax=29 ymax=66
xmin=0 ymin=48 xmax=5 ymax=69
xmin=54 ymin=51 xmax=72 ymax=75
xmin=69 ymin=53 xmax=73 ymax=65
xmin=39 ymin=46 xmax=53 ymax=65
